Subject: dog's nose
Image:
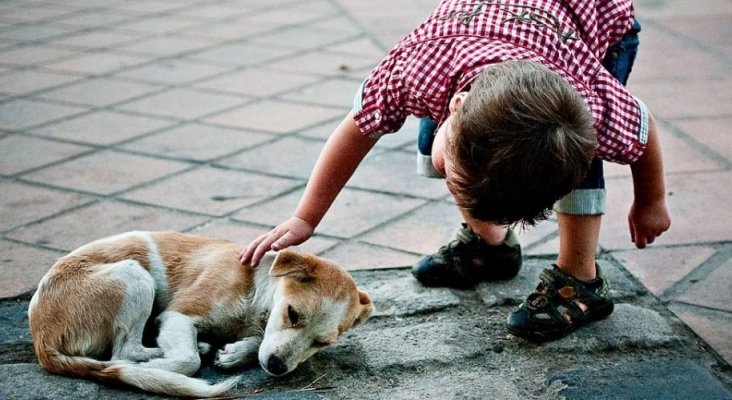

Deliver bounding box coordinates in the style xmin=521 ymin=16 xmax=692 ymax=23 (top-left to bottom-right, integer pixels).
xmin=266 ymin=355 xmax=288 ymax=376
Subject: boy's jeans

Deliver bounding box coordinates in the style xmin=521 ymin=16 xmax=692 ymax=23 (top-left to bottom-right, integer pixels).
xmin=417 ymin=20 xmax=643 ymax=216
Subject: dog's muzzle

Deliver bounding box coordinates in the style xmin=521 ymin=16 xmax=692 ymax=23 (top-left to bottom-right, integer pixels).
xmin=264 ymin=355 xmax=288 ymax=376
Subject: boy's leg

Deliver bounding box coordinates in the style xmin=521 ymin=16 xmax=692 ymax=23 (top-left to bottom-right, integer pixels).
xmin=505 ymin=20 xmax=642 ymax=341
xmin=413 ymin=117 xmax=523 ymax=288
xmin=556 ymin=214 xmax=601 ymax=281
xmin=411 ymin=219 xmax=522 ymax=289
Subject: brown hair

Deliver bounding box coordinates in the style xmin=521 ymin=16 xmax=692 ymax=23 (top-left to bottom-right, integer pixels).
xmin=446 ymin=60 xmax=596 ymax=226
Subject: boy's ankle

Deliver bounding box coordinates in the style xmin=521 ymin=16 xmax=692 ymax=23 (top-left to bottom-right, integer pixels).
xmin=468 ymin=224 xmax=509 ymax=246
xmin=554 ymin=262 xmax=598 ymax=282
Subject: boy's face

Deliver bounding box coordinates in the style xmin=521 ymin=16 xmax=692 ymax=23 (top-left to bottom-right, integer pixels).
xmin=431 ymin=92 xmax=468 ymax=178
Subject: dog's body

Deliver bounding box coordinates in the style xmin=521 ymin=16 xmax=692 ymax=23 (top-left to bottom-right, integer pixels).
xmin=28 ymin=231 xmax=372 ymax=397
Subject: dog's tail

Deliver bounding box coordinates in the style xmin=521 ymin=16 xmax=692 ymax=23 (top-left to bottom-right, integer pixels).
xmin=39 ymin=351 xmax=239 ymax=397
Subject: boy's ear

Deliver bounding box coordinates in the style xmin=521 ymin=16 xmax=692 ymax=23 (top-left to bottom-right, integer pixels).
xmin=449 ymin=91 xmax=468 ymax=113
xmin=269 ymin=250 xmax=315 ymax=281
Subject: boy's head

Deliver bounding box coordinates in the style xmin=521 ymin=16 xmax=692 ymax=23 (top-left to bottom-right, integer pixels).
xmin=445 ymin=60 xmax=596 ymax=226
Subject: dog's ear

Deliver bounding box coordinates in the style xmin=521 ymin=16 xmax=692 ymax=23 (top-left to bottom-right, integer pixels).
xmin=269 ymin=249 xmax=315 ymax=281
xmin=353 ymin=289 xmax=373 ymax=327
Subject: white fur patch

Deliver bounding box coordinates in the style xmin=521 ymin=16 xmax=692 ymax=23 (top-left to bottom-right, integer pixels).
xmin=141 ymin=232 xmax=171 ymax=308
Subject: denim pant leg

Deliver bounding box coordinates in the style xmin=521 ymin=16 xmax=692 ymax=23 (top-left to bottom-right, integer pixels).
xmin=555 ymin=20 xmax=642 ymax=215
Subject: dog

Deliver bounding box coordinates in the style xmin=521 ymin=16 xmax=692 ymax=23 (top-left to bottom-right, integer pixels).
xmin=28 ymin=231 xmax=373 ymax=397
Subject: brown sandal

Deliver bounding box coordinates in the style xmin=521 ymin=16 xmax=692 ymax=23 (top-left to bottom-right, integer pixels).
xmin=506 ymin=264 xmax=614 ymax=342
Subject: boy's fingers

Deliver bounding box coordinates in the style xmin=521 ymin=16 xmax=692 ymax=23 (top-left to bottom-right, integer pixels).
xmin=252 ymin=234 xmax=281 ymax=267
xmin=272 ymin=231 xmax=297 ymax=250
xmin=634 ymin=233 xmax=647 ymax=249
xmin=628 ymin=222 xmax=636 ymax=244
xmin=241 ymin=234 xmax=268 ymax=266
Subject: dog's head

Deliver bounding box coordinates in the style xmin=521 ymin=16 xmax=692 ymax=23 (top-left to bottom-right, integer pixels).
xmin=259 ymin=250 xmax=372 ymax=376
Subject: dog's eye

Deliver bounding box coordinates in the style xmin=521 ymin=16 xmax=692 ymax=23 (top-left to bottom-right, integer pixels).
xmin=287 ymin=305 xmax=300 ymax=326
xmin=312 ymin=339 xmax=330 ymax=348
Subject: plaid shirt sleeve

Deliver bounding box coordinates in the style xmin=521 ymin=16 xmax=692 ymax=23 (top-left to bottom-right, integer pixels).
xmin=588 ymin=68 xmax=649 ymax=164
xmin=351 ymin=50 xmax=409 ymax=138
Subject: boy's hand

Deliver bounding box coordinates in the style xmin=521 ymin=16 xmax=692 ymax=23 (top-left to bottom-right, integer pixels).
xmin=240 ymin=217 xmax=314 ymax=267
xmin=627 ymin=199 xmax=671 ymax=249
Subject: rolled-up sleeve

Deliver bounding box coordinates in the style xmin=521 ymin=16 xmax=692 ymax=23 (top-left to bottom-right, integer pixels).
xmin=351 ymin=52 xmax=408 ymax=139
xmin=587 ymin=69 xmax=648 ymax=164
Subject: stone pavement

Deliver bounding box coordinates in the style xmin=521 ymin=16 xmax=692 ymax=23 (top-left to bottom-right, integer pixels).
xmin=0 ymin=0 xmax=730 ymax=398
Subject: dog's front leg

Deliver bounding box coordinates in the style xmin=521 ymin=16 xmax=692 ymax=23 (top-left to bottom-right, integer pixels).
xmin=137 ymin=311 xmax=201 ymax=376
xmin=214 ymin=337 xmax=262 ymax=369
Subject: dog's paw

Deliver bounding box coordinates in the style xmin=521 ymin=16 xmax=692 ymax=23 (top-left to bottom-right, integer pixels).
xmin=197 ymin=342 xmax=212 ymax=355
xmin=214 ymin=338 xmax=260 ymax=369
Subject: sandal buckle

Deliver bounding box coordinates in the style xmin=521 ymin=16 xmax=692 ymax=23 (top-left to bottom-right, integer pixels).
xmin=558 ymin=286 xmax=576 ymax=299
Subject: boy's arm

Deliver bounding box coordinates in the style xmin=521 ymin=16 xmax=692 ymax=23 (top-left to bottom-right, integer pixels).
xmin=628 ymin=112 xmax=671 ymax=248
xmin=241 ymin=113 xmax=378 ymax=266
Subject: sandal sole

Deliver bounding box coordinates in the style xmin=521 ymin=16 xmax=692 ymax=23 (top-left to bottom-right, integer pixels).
xmin=506 ymin=302 xmax=615 ymax=342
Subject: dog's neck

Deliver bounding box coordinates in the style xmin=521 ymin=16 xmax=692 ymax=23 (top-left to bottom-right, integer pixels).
xmin=248 ymin=259 xmax=279 ymax=325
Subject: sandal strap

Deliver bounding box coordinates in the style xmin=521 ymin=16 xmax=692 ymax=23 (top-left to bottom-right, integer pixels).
xmin=526 ymin=265 xmax=609 ymax=324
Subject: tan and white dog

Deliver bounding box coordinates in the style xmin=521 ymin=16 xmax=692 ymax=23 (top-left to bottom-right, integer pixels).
xmin=28 ymin=231 xmax=372 ymax=397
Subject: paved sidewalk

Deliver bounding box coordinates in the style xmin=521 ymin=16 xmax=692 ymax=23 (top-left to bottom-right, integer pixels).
xmin=0 ymin=0 xmax=730 ymax=399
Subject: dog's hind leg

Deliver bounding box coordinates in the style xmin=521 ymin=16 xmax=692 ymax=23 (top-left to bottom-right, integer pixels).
xmin=135 ymin=311 xmax=201 ymax=376
xmin=110 ymin=260 xmax=163 ymax=362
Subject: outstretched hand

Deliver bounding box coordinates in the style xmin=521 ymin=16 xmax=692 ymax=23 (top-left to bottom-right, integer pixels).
xmin=240 ymin=217 xmax=314 ymax=267
xmin=628 ymin=199 xmax=671 ymax=249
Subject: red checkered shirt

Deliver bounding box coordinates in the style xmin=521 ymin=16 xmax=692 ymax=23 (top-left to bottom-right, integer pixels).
xmin=352 ymin=0 xmax=649 ymax=164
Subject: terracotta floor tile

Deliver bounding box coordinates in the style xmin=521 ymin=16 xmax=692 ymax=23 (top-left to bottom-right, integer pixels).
xmin=48 ymin=29 xmax=141 ymax=49
xmin=55 ymin=9 xmax=137 ymax=28
xmin=123 ymin=123 xmax=272 ymax=161
xmin=189 ymin=220 xmax=337 ymax=256
xmin=118 ymin=36 xmax=213 ymax=57
xmin=118 ymin=88 xmax=247 ymax=119
xmin=116 ymin=16 xmax=203 ymax=34
xmin=0 ymin=22 xmax=78 ymax=43
xmin=669 ymin=302 xmax=732 ymax=365
xmin=359 ymin=201 xmax=462 ymax=255
xmin=32 ymin=110 xmax=173 ymax=145
xmin=601 ymin=171 xmax=732 ymax=250
xmin=7 ymin=200 xmax=208 ymax=251
xmin=233 ymin=187 xmax=426 ymax=239
xmin=23 ymin=150 xmax=189 ymax=195
xmin=39 ymin=77 xmax=161 ymax=107
xmin=218 ymin=136 xmax=322 ymax=179
xmin=348 ymin=149 xmax=449 ymax=199
xmin=611 ymin=246 xmax=716 ymax=296
xmin=0 ymin=135 xmax=91 ymax=175
xmin=674 ymin=117 xmax=732 ymax=162
xmin=44 ymin=50 xmax=148 ymax=75
xmin=122 ymin=166 xmax=300 ymax=216
xmin=634 ymin=0 xmax=732 ymax=18
xmin=326 ymin=37 xmax=385 ymax=59
xmin=0 ymin=69 xmax=80 ymax=96
xmin=194 ymin=68 xmax=319 ymax=97
xmin=629 ymin=79 xmax=732 ymax=120
xmin=0 ymin=45 xmax=77 ymax=67
xmin=318 ymin=241 xmax=420 ymax=271
xmin=204 ymin=99 xmax=343 ymax=134
xmin=117 ymin=58 xmax=232 ymax=85
xmin=654 ymin=123 xmax=727 ymax=173
xmin=251 ymin=25 xmax=358 ymax=51
xmin=516 ymin=219 xmax=560 ymax=256
xmin=0 ymin=181 xmax=93 ymax=232
xmin=0 ymin=240 xmax=64 ymax=298
xmin=189 ymin=42 xmax=292 ymax=67
xmin=266 ymin=51 xmax=377 ymax=77
xmin=676 ymin=257 xmax=732 ymax=312
xmin=630 ymin=27 xmax=728 ymax=84
xmin=281 ymin=78 xmax=363 ymax=108
xmin=0 ymin=98 xmax=88 ymax=131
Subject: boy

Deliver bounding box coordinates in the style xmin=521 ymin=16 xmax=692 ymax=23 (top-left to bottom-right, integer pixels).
xmin=241 ymin=0 xmax=671 ymax=341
